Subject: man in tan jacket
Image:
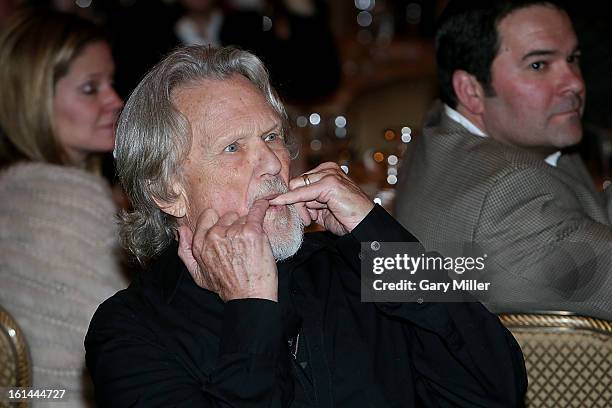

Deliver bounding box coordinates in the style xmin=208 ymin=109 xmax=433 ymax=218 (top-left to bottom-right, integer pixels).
xmin=395 ymin=0 xmax=612 ymax=320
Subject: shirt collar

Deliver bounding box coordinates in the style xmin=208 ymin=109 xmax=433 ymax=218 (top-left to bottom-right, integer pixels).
xmin=444 ymin=104 xmax=487 ymax=137
xmin=544 ymin=151 xmax=562 ymax=167
xmin=443 ymin=103 xmax=561 ymax=167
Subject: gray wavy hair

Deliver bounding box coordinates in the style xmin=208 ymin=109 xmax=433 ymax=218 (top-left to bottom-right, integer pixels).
xmin=115 ymin=46 xmax=292 ymax=266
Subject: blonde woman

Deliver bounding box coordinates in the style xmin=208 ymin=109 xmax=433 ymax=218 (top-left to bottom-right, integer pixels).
xmin=0 ymin=8 xmax=126 ymax=407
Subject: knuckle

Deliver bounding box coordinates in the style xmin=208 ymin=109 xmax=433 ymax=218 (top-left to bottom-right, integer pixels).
xmin=321 ymin=173 xmax=339 ymax=185
xmin=227 ymin=226 xmax=241 ymax=238
xmin=224 ymin=211 xmax=239 ymax=221
xmin=202 ymin=209 xmax=218 ymax=224
xmin=242 ymin=224 xmax=262 ymax=238
xmin=207 ymin=225 xmax=225 ymax=240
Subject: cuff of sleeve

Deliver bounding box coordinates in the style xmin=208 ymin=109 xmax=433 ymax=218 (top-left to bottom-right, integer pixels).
xmin=219 ymin=298 xmax=284 ymax=359
xmin=334 ymin=204 xmax=421 ymax=273
xmin=351 ymin=204 xmax=419 ymax=243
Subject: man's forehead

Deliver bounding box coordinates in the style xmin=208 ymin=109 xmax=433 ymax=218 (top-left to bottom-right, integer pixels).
xmin=496 ymin=5 xmax=577 ymax=55
xmin=172 ymin=76 xmax=281 ymax=145
xmin=171 ymin=76 xmax=248 ymax=116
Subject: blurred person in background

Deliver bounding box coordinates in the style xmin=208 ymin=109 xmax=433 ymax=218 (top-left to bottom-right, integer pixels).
xmin=0 ymin=8 xmax=127 ymax=407
xmin=395 ymin=0 xmax=612 ymax=320
xmin=107 ymin=0 xmax=341 ymax=102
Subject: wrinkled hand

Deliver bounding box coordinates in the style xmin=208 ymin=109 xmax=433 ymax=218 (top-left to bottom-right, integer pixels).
xmin=269 ymin=162 xmax=374 ymax=235
xmin=177 ymin=200 xmax=278 ymax=302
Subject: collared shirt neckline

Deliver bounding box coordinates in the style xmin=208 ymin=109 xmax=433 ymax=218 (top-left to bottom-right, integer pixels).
xmin=443 ymin=103 xmax=561 ymax=167
xmin=444 ymin=104 xmax=487 ymax=137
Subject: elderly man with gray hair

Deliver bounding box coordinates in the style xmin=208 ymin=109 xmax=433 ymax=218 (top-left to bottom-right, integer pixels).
xmin=85 ymin=46 xmax=527 ymax=407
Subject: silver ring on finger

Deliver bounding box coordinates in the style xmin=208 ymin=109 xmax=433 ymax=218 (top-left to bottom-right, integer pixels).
xmin=302 ymin=173 xmax=312 ymax=186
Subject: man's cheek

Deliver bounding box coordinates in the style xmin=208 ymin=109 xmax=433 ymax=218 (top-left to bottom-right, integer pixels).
xmin=279 ymin=155 xmax=291 ymax=179
xmin=222 ymin=195 xmax=248 ymax=218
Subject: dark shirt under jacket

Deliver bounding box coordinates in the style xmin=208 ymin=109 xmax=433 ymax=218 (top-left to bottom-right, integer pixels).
xmin=85 ymin=205 xmax=527 ymax=407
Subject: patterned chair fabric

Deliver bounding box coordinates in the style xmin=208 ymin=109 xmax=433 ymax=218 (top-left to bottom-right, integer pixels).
xmin=499 ymin=312 xmax=612 ymax=408
xmin=0 ymin=305 xmax=30 ymax=408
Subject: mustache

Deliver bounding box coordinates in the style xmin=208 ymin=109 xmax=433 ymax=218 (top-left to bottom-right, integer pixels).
xmin=551 ymin=94 xmax=583 ymax=115
xmin=248 ymin=178 xmax=289 ymax=208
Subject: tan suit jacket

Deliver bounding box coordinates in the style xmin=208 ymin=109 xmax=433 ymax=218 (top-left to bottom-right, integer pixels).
xmin=395 ymin=102 xmax=612 ymax=320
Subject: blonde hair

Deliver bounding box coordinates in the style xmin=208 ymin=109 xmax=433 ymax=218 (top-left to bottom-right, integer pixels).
xmin=0 ymin=8 xmax=106 ymax=168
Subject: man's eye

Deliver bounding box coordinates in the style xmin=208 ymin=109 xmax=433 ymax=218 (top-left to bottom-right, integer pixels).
xmin=224 ymin=143 xmax=238 ymax=153
xmin=530 ymin=61 xmax=545 ymax=70
xmin=567 ymin=54 xmax=581 ymax=64
xmin=264 ymin=133 xmax=278 ymax=142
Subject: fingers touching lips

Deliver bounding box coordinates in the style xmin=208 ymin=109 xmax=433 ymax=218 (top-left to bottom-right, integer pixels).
xmin=248 ymin=178 xmax=289 ymax=208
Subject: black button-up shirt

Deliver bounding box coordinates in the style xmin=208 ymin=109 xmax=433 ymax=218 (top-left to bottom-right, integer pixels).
xmin=86 ymin=205 xmax=527 ymax=407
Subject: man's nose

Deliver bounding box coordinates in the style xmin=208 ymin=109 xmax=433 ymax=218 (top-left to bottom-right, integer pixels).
xmin=254 ymin=141 xmax=282 ymax=178
xmin=559 ymin=62 xmax=585 ymax=96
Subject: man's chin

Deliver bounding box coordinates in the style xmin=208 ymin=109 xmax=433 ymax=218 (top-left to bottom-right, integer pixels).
xmin=552 ymin=127 xmax=582 ymax=148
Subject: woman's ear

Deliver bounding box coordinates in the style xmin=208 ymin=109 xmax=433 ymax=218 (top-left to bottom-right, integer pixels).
xmin=452 ymin=70 xmax=486 ymax=115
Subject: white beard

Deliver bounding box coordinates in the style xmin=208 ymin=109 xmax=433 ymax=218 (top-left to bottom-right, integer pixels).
xmin=265 ymin=203 xmax=304 ymax=261
xmin=251 ymin=178 xmax=304 ymax=261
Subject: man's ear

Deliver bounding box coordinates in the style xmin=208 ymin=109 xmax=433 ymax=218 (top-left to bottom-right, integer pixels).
xmin=452 ymin=70 xmax=486 ymax=115
xmin=153 ymin=181 xmax=188 ymax=219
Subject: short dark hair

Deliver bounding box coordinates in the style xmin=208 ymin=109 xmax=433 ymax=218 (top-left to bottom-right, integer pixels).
xmin=436 ymin=0 xmax=566 ymax=108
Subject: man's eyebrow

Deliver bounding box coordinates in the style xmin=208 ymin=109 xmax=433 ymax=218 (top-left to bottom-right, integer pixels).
xmin=211 ymin=121 xmax=283 ymax=147
xmin=521 ymin=46 xmax=581 ymax=61
xmin=259 ymin=122 xmax=282 ymax=136
xmin=233 ymin=122 xmax=282 ymax=139
xmin=521 ymin=49 xmax=557 ymax=61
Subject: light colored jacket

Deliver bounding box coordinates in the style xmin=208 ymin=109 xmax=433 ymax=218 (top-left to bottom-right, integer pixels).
xmin=395 ymin=102 xmax=612 ymax=320
xmin=0 ymin=162 xmax=127 ymax=407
